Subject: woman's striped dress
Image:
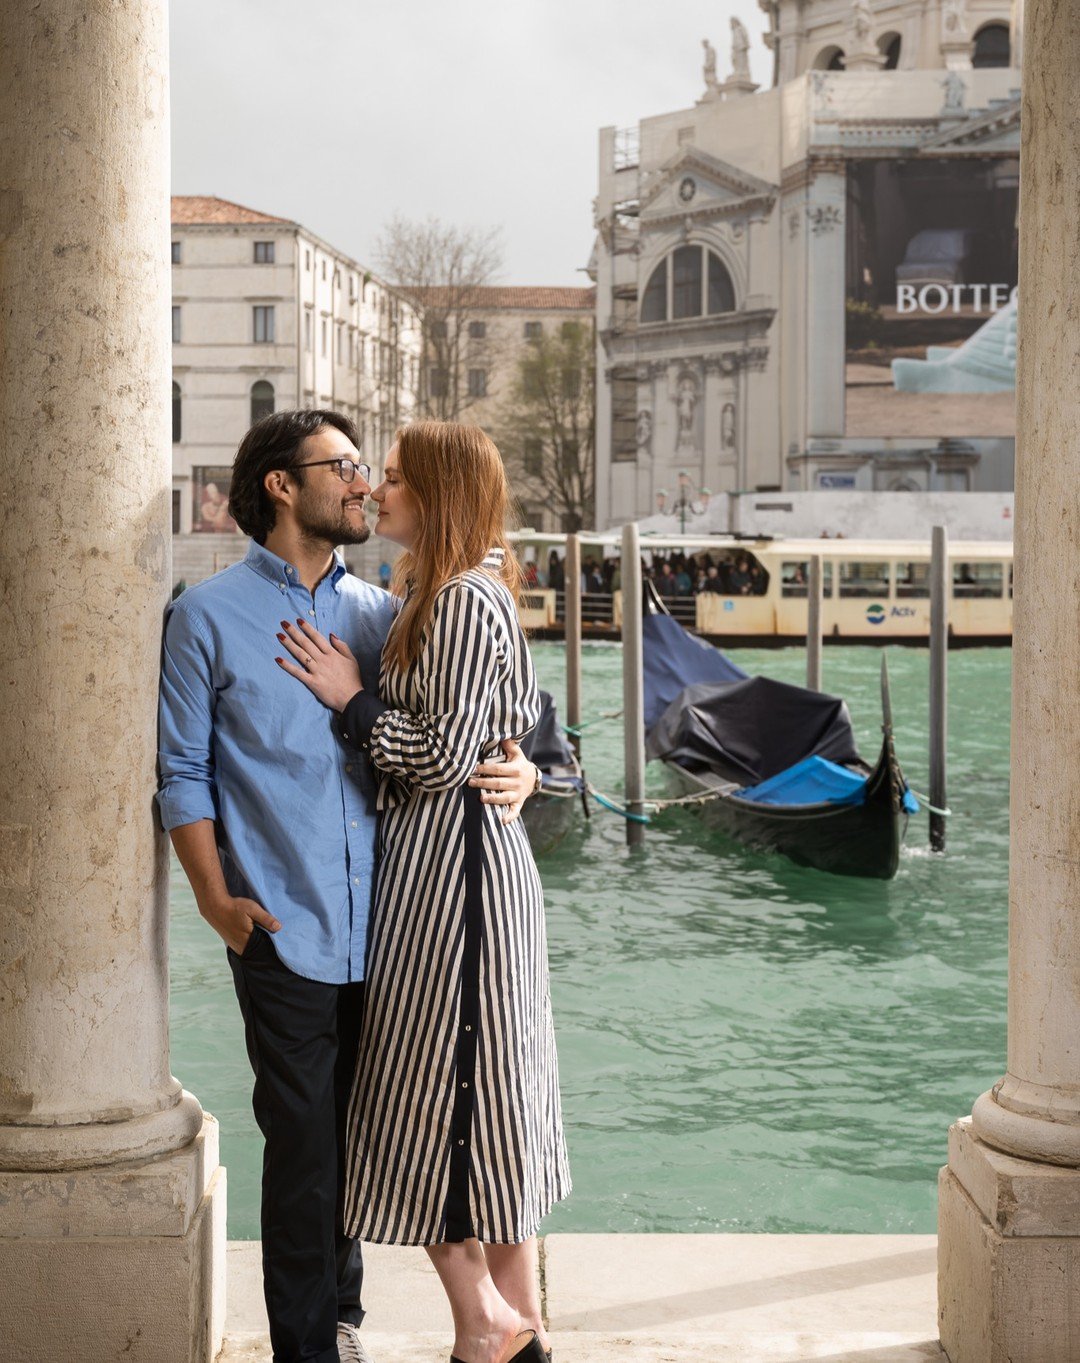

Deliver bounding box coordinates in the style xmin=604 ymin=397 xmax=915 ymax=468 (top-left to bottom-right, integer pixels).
xmin=338 ymin=550 xmax=571 ymax=1245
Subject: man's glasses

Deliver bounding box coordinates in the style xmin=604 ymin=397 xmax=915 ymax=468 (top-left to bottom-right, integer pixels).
xmin=295 ymin=458 xmax=371 ymax=484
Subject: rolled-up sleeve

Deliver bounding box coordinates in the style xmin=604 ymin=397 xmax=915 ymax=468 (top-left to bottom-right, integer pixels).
xmin=156 ymin=602 xmax=218 ymax=830
xmin=354 ymin=581 xmax=507 ymax=791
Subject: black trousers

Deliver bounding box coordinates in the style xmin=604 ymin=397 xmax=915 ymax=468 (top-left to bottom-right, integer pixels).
xmin=229 ymin=929 xmax=365 ymax=1363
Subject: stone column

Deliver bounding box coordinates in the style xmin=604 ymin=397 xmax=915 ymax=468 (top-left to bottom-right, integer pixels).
xmin=0 ymin=5 xmax=225 ymax=1361
xmin=938 ymin=2 xmax=1080 ymax=1359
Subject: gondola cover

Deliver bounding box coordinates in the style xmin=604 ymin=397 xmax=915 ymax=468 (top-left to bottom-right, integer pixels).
xmin=645 ymin=677 xmax=864 ymax=787
xmin=521 ymin=690 xmax=579 ymax=775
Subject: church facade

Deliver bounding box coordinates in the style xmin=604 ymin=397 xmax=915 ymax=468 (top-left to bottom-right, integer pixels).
xmin=592 ymin=0 xmax=1021 ymax=529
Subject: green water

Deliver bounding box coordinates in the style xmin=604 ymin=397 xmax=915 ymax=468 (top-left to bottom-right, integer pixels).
xmin=169 ymin=642 xmax=1010 ymax=1239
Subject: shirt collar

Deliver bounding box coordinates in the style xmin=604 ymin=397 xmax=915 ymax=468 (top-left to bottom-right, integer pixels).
xmin=245 ymin=540 xmax=348 ymax=592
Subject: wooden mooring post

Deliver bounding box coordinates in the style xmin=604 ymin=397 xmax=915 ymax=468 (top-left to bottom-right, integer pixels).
xmin=807 ymin=554 xmax=823 ymax=691
xmin=564 ymin=532 xmax=582 ymax=756
xmin=621 ymin=522 xmax=647 ymax=848
xmin=929 ymin=525 xmax=948 ymax=851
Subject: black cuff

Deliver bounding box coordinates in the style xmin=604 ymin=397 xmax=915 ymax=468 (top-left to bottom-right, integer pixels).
xmin=337 ymin=690 xmax=390 ymax=751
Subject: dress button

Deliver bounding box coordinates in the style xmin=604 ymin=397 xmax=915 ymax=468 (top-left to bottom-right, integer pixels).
xmin=464 ymin=1024 xmax=472 ymax=1032
xmin=456 ymin=1139 xmax=464 ymax=1147
xmin=461 ymin=1081 xmax=468 ymax=1089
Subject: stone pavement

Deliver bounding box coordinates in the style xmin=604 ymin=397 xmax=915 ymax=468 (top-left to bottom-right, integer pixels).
xmin=220 ymin=1234 xmax=946 ymax=1362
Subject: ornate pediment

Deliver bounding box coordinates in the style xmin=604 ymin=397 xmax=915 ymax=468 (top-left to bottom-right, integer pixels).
xmin=639 ymin=147 xmax=778 ymax=225
xmin=919 ymin=96 xmax=1021 ymax=153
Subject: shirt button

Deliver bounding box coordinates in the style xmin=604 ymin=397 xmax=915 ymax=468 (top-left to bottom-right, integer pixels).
xmin=353 ymin=877 xmax=360 ymax=886
xmin=278 ymin=583 xmax=286 ymax=591
xmin=309 ymin=609 xmax=316 ymax=617
xmin=351 ymin=820 xmax=358 ymax=828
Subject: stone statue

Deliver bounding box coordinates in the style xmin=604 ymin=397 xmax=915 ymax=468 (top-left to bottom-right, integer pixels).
xmin=702 ymin=38 xmax=718 ymax=91
xmin=943 ymin=0 xmax=970 ymax=38
xmin=730 ymin=18 xmax=751 ymax=79
xmin=677 ymin=377 xmax=697 ymax=438
xmin=942 ymin=70 xmax=966 ymax=113
xmin=636 ymin=409 xmax=653 ymax=448
xmin=722 ymin=402 xmax=736 ymax=450
xmin=851 ymin=0 xmax=874 ymax=48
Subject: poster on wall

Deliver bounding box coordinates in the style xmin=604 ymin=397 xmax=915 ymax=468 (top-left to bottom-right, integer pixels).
xmin=192 ymin=466 xmax=239 ymax=533
xmin=844 ymin=156 xmax=1018 ymax=439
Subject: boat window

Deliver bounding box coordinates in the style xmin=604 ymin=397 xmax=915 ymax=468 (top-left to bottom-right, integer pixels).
xmin=953 ymin=562 xmax=1003 ymax=598
xmin=780 ymin=560 xmax=833 ymax=597
xmin=1007 ymin=563 xmax=1014 ymax=598
xmin=896 ymin=562 xmax=930 ymax=598
xmin=838 ymin=561 xmax=890 ymax=598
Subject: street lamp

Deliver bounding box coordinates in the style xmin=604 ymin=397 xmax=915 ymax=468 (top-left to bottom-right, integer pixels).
xmin=671 ymin=469 xmax=709 ymax=534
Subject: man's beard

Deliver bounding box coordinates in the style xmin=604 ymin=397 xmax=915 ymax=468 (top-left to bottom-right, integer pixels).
xmin=296 ymin=491 xmax=372 ymax=547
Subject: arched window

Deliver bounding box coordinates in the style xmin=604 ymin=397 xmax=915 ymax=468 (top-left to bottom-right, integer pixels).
xmin=172 ymin=380 xmax=181 ymax=443
xmin=250 ymin=380 xmax=275 ymax=424
xmin=813 ymin=45 xmax=846 ymax=70
xmin=641 ymin=260 xmax=667 ymax=323
xmin=880 ymin=33 xmax=901 ymax=68
xmin=639 ymin=248 xmax=736 ymax=323
xmin=972 ymin=22 xmax=1010 ymax=67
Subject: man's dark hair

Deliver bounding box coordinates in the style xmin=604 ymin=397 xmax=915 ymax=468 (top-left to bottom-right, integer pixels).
xmin=228 ymin=408 xmax=358 ymax=543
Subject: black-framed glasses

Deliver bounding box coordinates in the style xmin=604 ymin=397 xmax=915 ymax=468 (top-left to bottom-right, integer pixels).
xmin=295 ymin=457 xmax=371 ymax=484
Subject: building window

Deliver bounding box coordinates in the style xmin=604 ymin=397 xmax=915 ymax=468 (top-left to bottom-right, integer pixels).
xmin=469 ymin=320 xmax=486 ymax=339
xmin=640 ymin=248 xmax=736 ymax=323
xmin=640 ymin=260 xmax=667 ymax=324
xmin=321 ymin=318 xmax=327 ymax=356
xmin=524 ymin=438 xmax=543 ymax=476
xmin=304 ymin=309 xmax=312 ymax=352
xmin=560 ymin=320 xmax=582 ymax=340
xmin=524 ymin=321 xmax=542 ymax=340
xmin=305 ymin=249 xmax=311 ymax=271
xmin=250 ymin=380 xmax=274 ymax=424
xmin=172 ymin=488 xmax=181 ymax=534
xmin=172 ymin=306 xmax=182 ymax=343
xmin=880 ymin=33 xmax=901 ymax=68
xmin=348 ymin=330 xmax=354 ymax=366
xmin=468 ymin=368 xmax=487 ymax=398
xmin=171 ymin=241 xmax=181 ymax=264
xmin=321 ymin=260 xmax=326 ymax=281
xmin=336 ymin=324 xmax=344 ymax=363
xmin=972 ymin=22 xmax=1011 ymax=67
xmin=562 ymin=367 xmax=581 ymax=399
xmin=254 ymin=241 xmax=275 ymax=264
xmin=672 ymin=245 xmax=702 ymax=319
xmin=253 ymin=305 xmax=275 ymax=343
xmin=430 ymin=367 xmax=448 ymax=397
xmin=430 ymin=319 xmax=449 ymax=339
xmin=523 ymin=363 xmax=542 ymax=398
xmin=171 ymin=380 xmax=181 ymax=443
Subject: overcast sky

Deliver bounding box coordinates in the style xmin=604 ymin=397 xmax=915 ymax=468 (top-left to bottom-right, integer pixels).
xmin=170 ymin=0 xmax=772 ymax=285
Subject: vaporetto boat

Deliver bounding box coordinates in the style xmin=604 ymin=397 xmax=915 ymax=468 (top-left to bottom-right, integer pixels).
xmin=510 ymin=532 xmax=1014 ymax=645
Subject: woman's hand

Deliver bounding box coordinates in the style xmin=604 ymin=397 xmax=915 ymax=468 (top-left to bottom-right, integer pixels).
xmin=275 ymin=618 xmax=363 ymax=712
xmin=469 ymin=738 xmax=539 ymax=826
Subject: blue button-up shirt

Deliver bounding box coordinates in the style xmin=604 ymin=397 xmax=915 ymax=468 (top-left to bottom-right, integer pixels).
xmin=156 ymin=540 xmax=398 ymax=984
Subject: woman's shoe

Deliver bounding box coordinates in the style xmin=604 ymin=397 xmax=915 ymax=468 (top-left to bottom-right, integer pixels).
xmin=449 ymin=1329 xmax=547 ymax=1363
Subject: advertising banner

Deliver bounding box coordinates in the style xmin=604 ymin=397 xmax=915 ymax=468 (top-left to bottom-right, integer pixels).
xmin=845 ymin=157 xmax=1018 ymax=438
xmin=193 ymin=466 xmax=239 ymax=533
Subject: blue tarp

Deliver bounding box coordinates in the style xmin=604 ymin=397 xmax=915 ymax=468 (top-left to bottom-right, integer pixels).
xmin=735 ymin=755 xmax=920 ymax=812
xmin=642 ymin=610 xmax=747 ymax=730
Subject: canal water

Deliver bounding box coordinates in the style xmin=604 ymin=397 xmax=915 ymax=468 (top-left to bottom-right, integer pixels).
xmin=169 ymin=641 xmax=1010 ymax=1239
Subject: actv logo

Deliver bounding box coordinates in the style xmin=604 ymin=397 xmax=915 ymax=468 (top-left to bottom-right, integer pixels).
xmin=866 ymin=603 xmax=886 ymax=626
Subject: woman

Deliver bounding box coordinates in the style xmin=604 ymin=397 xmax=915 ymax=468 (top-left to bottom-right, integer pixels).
xmin=275 ymin=422 xmax=570 ymax=1363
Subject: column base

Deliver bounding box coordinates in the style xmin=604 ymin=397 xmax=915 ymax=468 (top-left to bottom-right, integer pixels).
xmin=0 ymin=1114 xmax=226 ymax=1363
xmin=938 ymin=1117 xmax=1080 ymax=1362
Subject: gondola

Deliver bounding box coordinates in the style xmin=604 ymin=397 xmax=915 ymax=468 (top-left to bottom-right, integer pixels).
xmin=520 ymin=690 xmax=587 ymax=855
xmin=642 ymin=588 xmax=916 ymax=879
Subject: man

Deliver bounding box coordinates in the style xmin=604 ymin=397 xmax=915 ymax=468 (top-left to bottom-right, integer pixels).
xmin=157 ymin=410 xmax=538 ymax=1363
